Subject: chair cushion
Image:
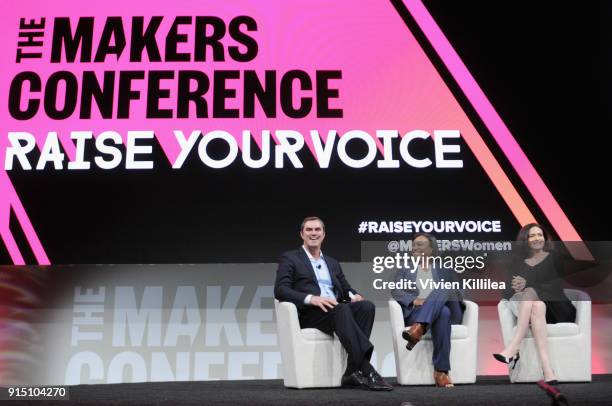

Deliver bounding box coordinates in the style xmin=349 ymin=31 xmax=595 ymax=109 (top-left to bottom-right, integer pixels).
xmin=300 ymin=328 xmax=334 ymax=341
xmin=422 ymin=324 xmax=468 ymax=340
xmin=512 ymin=322 xmax=579 ymax=337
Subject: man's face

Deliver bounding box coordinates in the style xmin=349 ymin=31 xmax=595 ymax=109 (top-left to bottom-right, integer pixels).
xmin=301 ymin=220 xmax=326 ymax=250
xmin=412 ymin=235 xmax=433 ymax=258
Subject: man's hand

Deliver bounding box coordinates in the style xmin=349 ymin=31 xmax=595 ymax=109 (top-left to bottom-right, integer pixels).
xmin=512 ymin=276 xmax=526 ymax=293
xmin=351 ymin=294 xmax=364 ymax=302
xmin=413 ymin=298 xmax=425 ymax=307
xmin=310 ymin=296 xmax=338 ymax=312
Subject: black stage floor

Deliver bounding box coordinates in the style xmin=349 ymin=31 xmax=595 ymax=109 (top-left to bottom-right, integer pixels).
xmin=13 ymin=375 xmax=612 ymax=405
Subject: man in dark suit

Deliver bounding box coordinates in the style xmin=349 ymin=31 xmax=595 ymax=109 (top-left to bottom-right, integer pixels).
xmin=274 ymin=216 xmax=392 ymax=391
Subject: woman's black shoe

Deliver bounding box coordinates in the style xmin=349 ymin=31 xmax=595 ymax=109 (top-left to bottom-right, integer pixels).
xmin=492 ymin=352 xmax=520 ymax=369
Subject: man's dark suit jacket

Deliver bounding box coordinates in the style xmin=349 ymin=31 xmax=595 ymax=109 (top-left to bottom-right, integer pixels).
xmin=274 ymin=248 xmax=358 ymax=325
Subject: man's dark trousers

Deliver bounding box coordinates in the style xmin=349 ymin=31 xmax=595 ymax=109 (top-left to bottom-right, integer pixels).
xmin=300 ymin=300 xmax=375 ymax=374
xmin=405 ymin=289 xmax=463 ymax=372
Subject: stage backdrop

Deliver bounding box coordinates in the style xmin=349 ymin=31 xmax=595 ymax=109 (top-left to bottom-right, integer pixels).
xmin=0 ymin=0 xmax=587 ymax=265
xmin=1 ymin=0 xmax=609 ymax=385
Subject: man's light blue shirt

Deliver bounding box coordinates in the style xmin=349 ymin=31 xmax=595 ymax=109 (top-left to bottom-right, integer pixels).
xmin=302 ymin=246 xmax=356 ymax=305
xmin=303 ymin=246 xmax=336 ymax=304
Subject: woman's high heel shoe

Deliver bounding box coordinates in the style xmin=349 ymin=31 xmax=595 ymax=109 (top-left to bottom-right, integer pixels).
xmin=492 ymin=352 xmax=520 ymax=369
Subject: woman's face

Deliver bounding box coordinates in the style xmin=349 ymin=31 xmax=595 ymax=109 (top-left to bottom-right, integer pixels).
xmin=527 ymin=226 xmax=546 ymax=252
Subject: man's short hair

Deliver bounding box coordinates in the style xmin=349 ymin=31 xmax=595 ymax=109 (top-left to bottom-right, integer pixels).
xmin=300 ymin=216 xmax=325 ymax=232
xmin=412 ymin=232 xmax=439 ymax=256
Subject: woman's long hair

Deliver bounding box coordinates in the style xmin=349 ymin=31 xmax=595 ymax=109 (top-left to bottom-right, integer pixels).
xmin=515 ymin=223 xmax=555 ymax=259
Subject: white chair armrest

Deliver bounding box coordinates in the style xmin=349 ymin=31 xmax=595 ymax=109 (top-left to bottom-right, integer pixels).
xmin=497 ymin=299 xmax=516 ymax=346
xmin=564 ymin=289 xmax=591 ymax=335
xmin=462 ymin=300 xmax=478 ymax=328
xmin=275 ymin=300 xmax=303 ymax=340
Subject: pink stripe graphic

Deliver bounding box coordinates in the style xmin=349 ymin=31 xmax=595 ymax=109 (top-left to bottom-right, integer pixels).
xmin=0 ymin=171 xmax=49 ymax=265
xmin=403 ymin=0 xmax=587 ymax=256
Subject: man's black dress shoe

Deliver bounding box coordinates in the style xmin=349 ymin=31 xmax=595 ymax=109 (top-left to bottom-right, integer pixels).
xmin=341 ymin=370 xmax=368 ymax=387
xmin=364 ymin=370 xmax=393 ymax=391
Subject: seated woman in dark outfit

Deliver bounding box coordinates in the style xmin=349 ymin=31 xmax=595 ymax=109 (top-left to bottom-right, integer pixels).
xmin=493 ymin=223 xmax=577 ymax=384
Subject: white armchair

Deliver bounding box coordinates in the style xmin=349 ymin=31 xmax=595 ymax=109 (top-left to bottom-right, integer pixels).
xmin=497 ymin=289 xmax=591 ymax=382
xmin=274 ymin=300 xmax=347 ymax=388
xmin=389 ymin=300 xmax=478 ymax=385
